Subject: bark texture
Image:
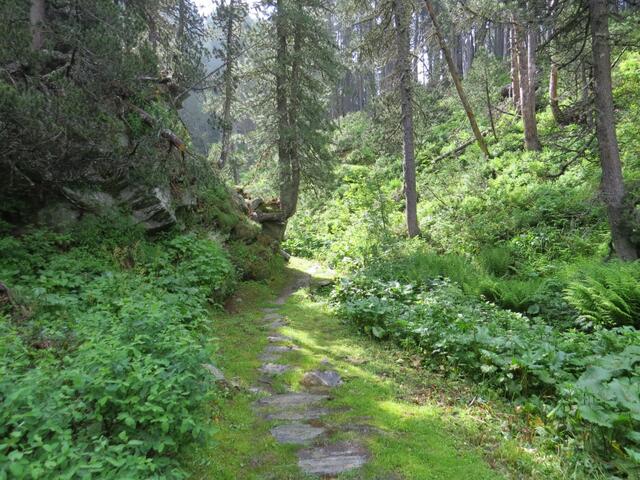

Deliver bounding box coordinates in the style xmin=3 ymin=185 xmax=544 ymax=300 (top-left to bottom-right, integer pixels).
xmin=510 ymin=26 xmax=521 ymax=112
xmin=394 ymin=0 xmax=420 ymax=237
xmin=516 ymin=21 xmax=541 ymax=151
xmin=30 ymin=0 xmax=46 ymax=51
xmin=549 ymin=63 xmax=563 ymax=123
xmin=219 ymin=0 xmax=236 ymax=170
xmin=589 ymin=0 xmax=638 ymax=259
xmin=276 ymin=0 xmax=293 ymax=220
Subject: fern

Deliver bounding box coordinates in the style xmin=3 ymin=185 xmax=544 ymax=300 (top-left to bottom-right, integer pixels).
xmin=564 ymin=261 xmax=640 ymax=327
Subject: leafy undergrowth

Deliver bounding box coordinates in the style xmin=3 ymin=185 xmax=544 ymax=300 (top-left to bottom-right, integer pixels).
xmin=332 ymin=273 xmax=640 ymax=478
xmin=190 ymin=258 xmax=563 ymax=479
xmin=0 ymin=216 xmax=257 ymax=479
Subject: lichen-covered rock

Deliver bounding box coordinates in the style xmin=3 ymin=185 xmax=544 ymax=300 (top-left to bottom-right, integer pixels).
xmin=62 ymin=187 xmax=116 ymax=212
xmin=232 ymin=218 xmax=261 ymax=242
xmin=119 ymin=186 xmax=176 ymax=232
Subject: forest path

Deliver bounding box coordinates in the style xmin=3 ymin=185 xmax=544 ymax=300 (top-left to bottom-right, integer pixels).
xmin=189 ymin=258 xmax=519 ymax=479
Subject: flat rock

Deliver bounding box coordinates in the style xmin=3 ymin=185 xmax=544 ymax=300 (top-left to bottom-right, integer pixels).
xmin=267 ymin=335 xmax=292 ymax=343
xmin=259 ymin=352 xmax=282 ymax=362
xmin=265 ymin=345 xmax=299 ymax=353
xmin=264 ymin=407 xmax=333 ymax=421
xmin=259 ymin=363 xmax=291 ymax=375
xmin=202 ymin=363 xmax=225 ymax=381
xmin=270 ymin=423 xmax=325 ymax=444
xmin=298 ymin=441 xmax=369 ymax=475
xmin=301 ymin=370 xmax=343 ymax=388
xmin=269 ymin=319 xmax=287 ymax=329
xmin=263 ymin=313 xmax=283 ymax=321
xmin=262 ymin=307 xmax=278 ymax=313
xmin=256 ymin=393 xmax=329 ymax=408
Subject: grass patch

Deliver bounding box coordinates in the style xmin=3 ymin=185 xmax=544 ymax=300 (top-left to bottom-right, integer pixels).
xmin=190 ymin=259 xmax=563 ymax=479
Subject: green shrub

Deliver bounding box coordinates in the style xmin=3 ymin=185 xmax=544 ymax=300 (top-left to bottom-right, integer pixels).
xmin=479 ymin=277 xmax=545 ymax=313
xmin=158 ymin=234 xmax=237 ymax=304
xmin=0 ymin=223 xmax=239 ymax=479
xmin=478 ymin=245 xmax=517 ymax=277
xmin=226 ymin=241 xmax=284 ymax=281
xmin=332 ymin=274 xmax=640 ymax=475
xmin=564 ymin=261 xmax=640 ymax=328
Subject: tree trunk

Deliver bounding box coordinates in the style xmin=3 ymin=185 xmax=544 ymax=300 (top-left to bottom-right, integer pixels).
xmin=549 ymin=63 xmax=563 ymax=124
xmin=516 ymin=21 xmax=541 ymax=151
xmin=509 ymin=26 xmax=521 ymax=113
xmin=394 ymin=0 xmax=420 ymax=237
xmin=30 ymin=0 xmax=45 ymax=51
xmin=219 ymin=0 xmax=236 ymax=169
xmin=176 ymin=0 xmax=186 ymax=43
xmin=423 ymin=0 xmax=490 ymax=159
xmin=494 ymin=23 xmax=504 ymax=58
xmin=287 ymin=12 xmax=302 ymax=220
xmin=589 ymin=0 xmax=638 ymax=259
xmin=275 ymin=0 xmax=293 ymax=222
xmin=484 ymin=63 xmax=498 ymax=140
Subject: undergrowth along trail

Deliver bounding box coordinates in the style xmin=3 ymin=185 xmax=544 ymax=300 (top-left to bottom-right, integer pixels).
xmin=190 ymin=258 xmax=562 ymax=479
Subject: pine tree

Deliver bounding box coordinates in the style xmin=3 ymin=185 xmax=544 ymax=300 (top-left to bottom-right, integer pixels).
xmin=213 ymin=0 xmax=248 ymax=177
xmin=246 ymin=0 xmax=339 ymax=234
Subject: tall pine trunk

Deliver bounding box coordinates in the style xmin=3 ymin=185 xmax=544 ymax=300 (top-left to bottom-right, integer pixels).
xmin=275 ymin=0 xmax=293 ymax=221
xmin=549 ymin=63 xmax=563 ymax=124
xmin=516 ymin=21 xmax=541 ymax=151
xmin=287 ymin=13 xmax=302 ymax=219
xmin=219 ymin=0 xmax=236 ymax=170
xmin=30 ymin=0 xmax=45 ymax=51
xmin=394 ymin=0 xmax=420 ymax=237
xmin=589 ymin=0 xmax=638 ymax=259
xmin=424 ymin=0 xmax=490 ymax=159
xmin=509 ymin=26 xmax=521 ymax=113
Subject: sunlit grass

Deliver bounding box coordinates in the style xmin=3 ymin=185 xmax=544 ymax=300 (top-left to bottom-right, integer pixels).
xmin=188 ymin=261 xmax=564 ymax=479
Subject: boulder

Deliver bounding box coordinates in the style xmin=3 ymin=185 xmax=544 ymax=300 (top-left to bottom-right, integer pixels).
xmin=36 ymin=202 xmax=80 ymax=231
xmin=175 ymin=188 xmax=198 ymax=210
xmin=232 ymin=218 xmax=261 ymax=242
xmin=62 ymin=187 xmax=116 ymax=212
xmin=118 ymin=186 xmax=176 ymax=232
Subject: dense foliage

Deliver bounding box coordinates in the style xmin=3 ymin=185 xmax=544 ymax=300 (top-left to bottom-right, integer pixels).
xmin=285 ymin=49 xmax=640 ymax=478
xmin=0 ymin=0 xmax=206 ymax=206
xmin=333 ymin=274 xmax=640 ymax=475
xmin=0 ymin=218 xmax=239 ymax=479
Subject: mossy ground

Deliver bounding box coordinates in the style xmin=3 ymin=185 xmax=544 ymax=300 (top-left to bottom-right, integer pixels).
xmin=188 ymin=258 xmax=563 ymax=479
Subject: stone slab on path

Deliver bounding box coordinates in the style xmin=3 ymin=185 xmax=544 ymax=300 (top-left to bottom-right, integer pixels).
xmin=265 ymin=345 xmax=299 ymax=354
xmin=268 ymin=319 xmax=287 ymax=329
xmin=202 ymin=363 xmax=225 ymax=381
xmin=259 ymin=363 xmax=291 ymax=375
xmin=262 ymin=313 xmax=283 ymax=322
xmin=297 ymin=441 xmax=369 ymax=476
xmin=301 ymin=370 xmax=343 ymax=388
xmin=267 ymin=335 xmax=292 ymax=343
xmin=270 ymin=423 xmax=325 ymax=444
xmin=263 ymin=407 xmax=333 ymax=421
xmin=258 ymin=352 xmax=281 ymax=362
xmin=255 ymin=392 xmax=329 ymax=408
